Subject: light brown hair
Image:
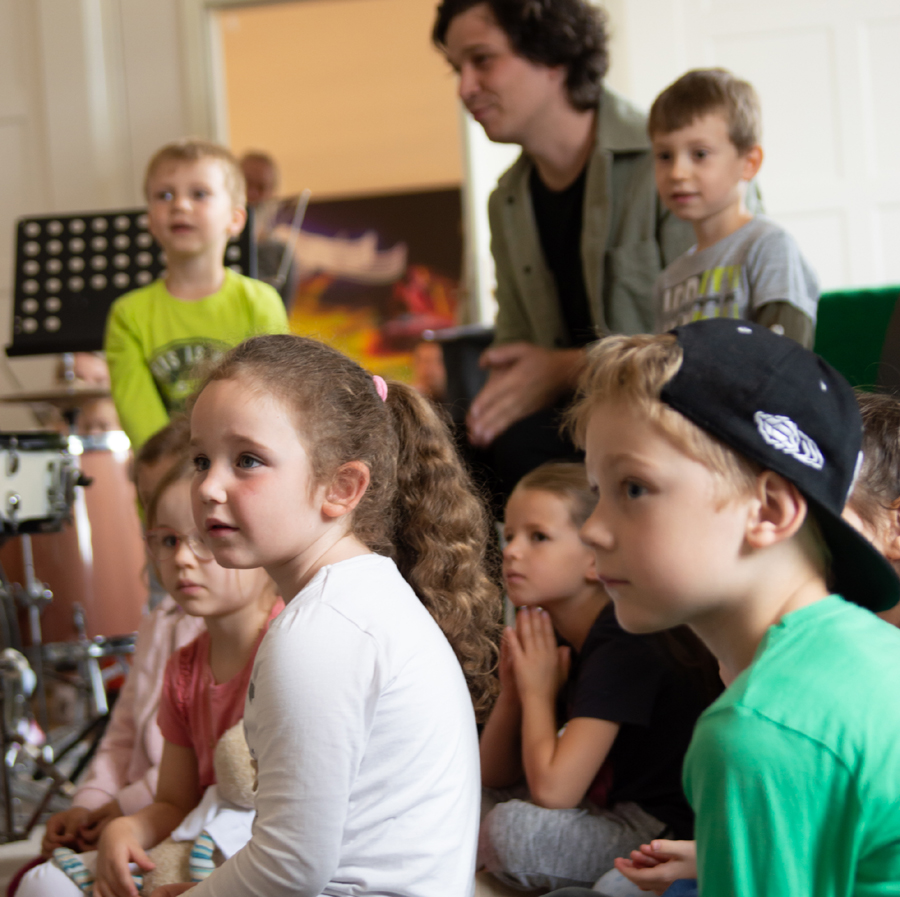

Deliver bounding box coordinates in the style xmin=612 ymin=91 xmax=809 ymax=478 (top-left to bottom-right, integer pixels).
xmin=191 ymin=334 xmax=501 ymax=720
xmin=145 ymin=450 xmax=194 ymax=531
xmin=850 ymin=392 xmax=900 ymax=530
xmin=515 ymin=462 xmax=596 ymax=529
xmin=648 ymin=68 xmax=761 ymax=154
xmin=135 ymin=415 xmax=191 ymax=473
xmin=144 ymin=138 xmax=246 ymax=207
xmin=566 ymin=333 xmax=760 ymax=498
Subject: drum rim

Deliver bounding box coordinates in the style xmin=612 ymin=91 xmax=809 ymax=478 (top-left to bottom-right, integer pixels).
xmin=0 ymin=431 xmax=68 ymax=450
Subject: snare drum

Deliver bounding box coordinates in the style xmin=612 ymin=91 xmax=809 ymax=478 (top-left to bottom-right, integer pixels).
xmin=0 ymin=431 xmax=146 ymax=643
xmin=0 ymin=432 xmax=76 ymax=534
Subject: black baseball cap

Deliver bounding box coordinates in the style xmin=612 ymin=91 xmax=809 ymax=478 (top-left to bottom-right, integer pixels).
xmin=660 ymin=318 xmax=900 ymax=613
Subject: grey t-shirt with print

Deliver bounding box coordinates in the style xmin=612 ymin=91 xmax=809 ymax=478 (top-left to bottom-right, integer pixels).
xmin=654 ymin=215 xmax=819 ymax=333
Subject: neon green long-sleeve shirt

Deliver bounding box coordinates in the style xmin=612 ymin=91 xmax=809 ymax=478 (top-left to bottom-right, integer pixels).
xmin=104 ymin=269 xmax=288 ymax=449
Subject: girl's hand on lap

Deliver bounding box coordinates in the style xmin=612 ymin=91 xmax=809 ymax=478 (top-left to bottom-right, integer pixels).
xmin=41 ymin=805 xmax=90 ymax=857
xmin=96 ymin=817 xmax=156 ymax=897
xmin=613 ymin=839 xmax=698 ymax=895
xmin=508 ymin=607 xmax=569 ymax=702
xmin=78 ymin=799 xmax=123 ymax=849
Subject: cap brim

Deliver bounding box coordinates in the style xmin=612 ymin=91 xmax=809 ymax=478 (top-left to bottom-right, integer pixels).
xmin=808 ymin=497 xmax=900 ymax=613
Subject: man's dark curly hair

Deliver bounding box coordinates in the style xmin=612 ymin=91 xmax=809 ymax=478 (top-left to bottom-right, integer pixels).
xmin=432 ymin=0 xmax=609 ymax=111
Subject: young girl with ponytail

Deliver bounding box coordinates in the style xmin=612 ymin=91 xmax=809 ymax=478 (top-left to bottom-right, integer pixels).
xmin=175 ymin=334 xmax=500 ymax=897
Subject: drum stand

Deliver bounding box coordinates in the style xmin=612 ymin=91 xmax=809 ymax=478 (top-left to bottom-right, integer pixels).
xmin=17 ymin=535 xmax=52 ymax=733
xmin=0 ymin=540 xmax=131 ymax=842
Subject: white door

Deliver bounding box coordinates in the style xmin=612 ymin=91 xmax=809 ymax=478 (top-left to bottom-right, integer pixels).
xmin=613 ymin=0 xmax=900 ymax=292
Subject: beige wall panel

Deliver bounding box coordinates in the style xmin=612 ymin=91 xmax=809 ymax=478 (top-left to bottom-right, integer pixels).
xmin=217 ymin=0 xmax=463 ymax=199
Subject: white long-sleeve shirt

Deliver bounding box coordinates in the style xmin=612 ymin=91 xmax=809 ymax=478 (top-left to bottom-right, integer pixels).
xmin=190 ymin=554 xmax=480 ymax=897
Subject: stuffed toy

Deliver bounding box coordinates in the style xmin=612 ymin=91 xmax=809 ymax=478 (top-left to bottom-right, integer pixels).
xmin=52 ymin=722 xmax=255 ymax=895
xmin=141 ymin=722 xmax=256 ymax=892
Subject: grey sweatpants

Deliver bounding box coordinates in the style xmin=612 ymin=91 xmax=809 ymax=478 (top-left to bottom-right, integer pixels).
xmin=478 ymin=795 xmax=667 ymax=892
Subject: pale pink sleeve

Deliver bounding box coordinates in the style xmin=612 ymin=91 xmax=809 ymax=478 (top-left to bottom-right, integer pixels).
xmin=71 ymin=601 xmax=203 ymax=815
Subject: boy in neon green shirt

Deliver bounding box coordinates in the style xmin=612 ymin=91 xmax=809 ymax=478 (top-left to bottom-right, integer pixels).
xmin=556 ymin=320 xmax=900 ymax=897
xmin=104 ymin=139 xmax=288 ymax=449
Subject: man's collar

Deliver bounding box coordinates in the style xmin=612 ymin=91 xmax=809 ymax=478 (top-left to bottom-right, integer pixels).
xmin=596 ymin=86 xmax=651 ymax=153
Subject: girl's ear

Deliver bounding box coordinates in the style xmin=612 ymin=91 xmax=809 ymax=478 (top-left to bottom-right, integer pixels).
xmin=744 ymin=470 xmax=807 ymax=549
xmin=321 ymin=461 xmax=370 ymax=520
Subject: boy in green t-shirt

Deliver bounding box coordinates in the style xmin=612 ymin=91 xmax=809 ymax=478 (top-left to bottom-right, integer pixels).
xmin=554 ymin=319 xmax=900 ymax=896
xmin=104 ymin=139 xmax=288 ymax=449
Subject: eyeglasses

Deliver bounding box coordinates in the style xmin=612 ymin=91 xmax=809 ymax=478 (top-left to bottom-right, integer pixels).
xmin=145 ymin=528 xmax=214 ymax=562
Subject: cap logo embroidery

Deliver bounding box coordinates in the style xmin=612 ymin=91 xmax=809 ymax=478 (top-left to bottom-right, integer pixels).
xmin=753 ymin=411 xmax=824 ymax=470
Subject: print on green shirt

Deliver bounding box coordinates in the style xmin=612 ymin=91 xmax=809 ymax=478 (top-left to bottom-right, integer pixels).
xmin=149 ymin=338 xmax=230 ymax=411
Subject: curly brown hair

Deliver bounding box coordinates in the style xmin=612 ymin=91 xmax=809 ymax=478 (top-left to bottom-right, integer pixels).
xmin=193 ymin=334 xmax=501 ymax=719
xmin=432 ymin=0 xmax=609 ymax=111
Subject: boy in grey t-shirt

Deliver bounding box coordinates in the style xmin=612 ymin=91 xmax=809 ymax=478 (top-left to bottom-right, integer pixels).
xmin=648 ymin=69 xmax=818 ymax=347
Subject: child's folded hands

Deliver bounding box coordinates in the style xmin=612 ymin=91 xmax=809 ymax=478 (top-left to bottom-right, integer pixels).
xmin=506 ymin=607 xmax=571 ymax=701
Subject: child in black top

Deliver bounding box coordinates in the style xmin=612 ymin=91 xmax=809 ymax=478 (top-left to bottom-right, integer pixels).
xmin=479 ymin=462 xmax=719 ymax=892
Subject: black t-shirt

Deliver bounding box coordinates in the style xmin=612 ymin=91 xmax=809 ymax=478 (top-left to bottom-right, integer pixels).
xmin=529 ymin=166 xmax=595 ymax=347
xmin=562 ymin=604 xmax=719 ymax=839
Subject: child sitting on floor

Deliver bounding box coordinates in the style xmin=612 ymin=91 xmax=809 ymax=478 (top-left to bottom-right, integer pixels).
xmin=183 ymin=333 xmax=500 ymax=896
xmin=18 ymin=458 xmax=282 ymax=897
xmin=478 ymin=462 xmax=720 ymax=893
xmin=550 ymin=320 xmax=900 ymax=897
xmin=612 ymin=388 xmax=900 ymax=897
xmin=36 ymin=421 xmax=203 ymax=866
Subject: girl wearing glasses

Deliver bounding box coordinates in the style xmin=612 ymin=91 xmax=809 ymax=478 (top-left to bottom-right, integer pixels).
xmin=19 ymin=456 xmax=281 ymax=897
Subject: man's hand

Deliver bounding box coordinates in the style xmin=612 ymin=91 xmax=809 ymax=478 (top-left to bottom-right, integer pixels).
xmin=466 ymin=343 xmax=585 ymax=447
xmin=613 ymin=839 xmax=698 ymax=895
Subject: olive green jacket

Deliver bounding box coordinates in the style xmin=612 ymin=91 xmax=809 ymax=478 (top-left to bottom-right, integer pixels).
xmin=488 ymin=87 xmax=695 ymax=348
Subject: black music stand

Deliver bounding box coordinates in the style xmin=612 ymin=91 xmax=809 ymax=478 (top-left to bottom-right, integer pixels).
xmin=9 ymin=207 xmax=255 ymax=356
xmin=0 ymin=206 xmax=255 ymax=838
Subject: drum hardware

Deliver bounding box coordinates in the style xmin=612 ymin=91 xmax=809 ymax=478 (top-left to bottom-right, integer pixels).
xmin=0 ymin=647 xmax=73 ymax=842
xmin=0 ymin=426 xmax=133 ymax=840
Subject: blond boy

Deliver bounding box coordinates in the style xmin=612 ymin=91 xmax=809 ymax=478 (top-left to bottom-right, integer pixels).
xmin=649 ymin=69 xmax=818 ymax=347
xmin=566 ymin=319 xmax=900 ymax=896
xmin=104 ymin=139 xmax=288 ymax=449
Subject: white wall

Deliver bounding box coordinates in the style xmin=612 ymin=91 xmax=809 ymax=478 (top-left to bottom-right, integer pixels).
xmin=0 ymin=0 xmax=192 ymax=426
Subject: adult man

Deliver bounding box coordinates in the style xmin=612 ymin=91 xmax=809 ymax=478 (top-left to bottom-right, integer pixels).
xmin=433 ymin=0 xmax=694 ymax=487
xmin=239 ymin=151 xmax=279 ymax=207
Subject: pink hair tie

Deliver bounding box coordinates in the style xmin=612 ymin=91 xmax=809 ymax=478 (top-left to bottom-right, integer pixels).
xmin=373 ymin=375 xmax=388 ymax=402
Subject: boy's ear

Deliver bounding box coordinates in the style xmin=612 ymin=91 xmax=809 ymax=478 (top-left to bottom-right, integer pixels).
xmin=740 ymin=144 xmax=764 ymax=182
xmin=227 ymin=204 xmax=248 ymax=239
xmin=745 ymin=470 xmax=807 ymax=549
xmin=321 ymin=461 xmax=370 ymax=520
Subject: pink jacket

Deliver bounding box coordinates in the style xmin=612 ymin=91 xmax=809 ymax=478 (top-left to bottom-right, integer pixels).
xmin=72 ymin=596 xmax=205 ymax=815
